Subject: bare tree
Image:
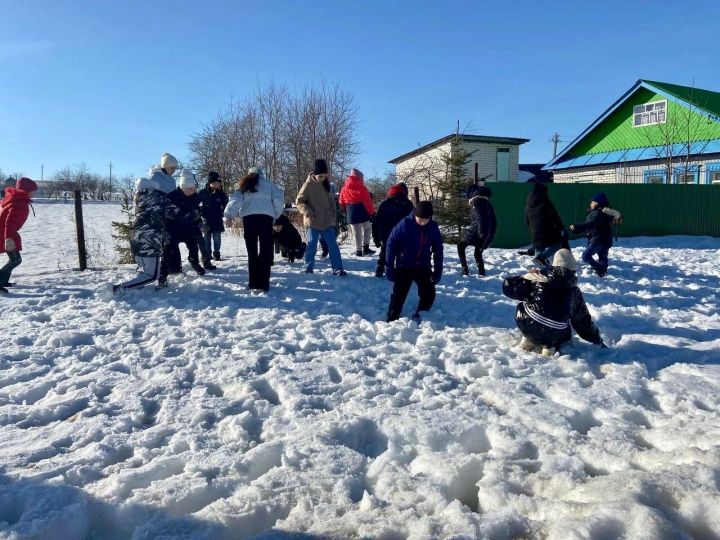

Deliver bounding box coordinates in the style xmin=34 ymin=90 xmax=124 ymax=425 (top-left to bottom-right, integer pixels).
xmin=634 ymin=87 xmax=715 ymax=183
xmin=189 ymin=81 xmax=359 ymax=201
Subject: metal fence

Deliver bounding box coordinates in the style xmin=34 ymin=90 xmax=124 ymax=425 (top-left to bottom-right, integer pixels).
xmin=488 ymin=182 xmax=720 ymax=248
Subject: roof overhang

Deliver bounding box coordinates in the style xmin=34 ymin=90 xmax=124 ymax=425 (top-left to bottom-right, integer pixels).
xmin=389 ymin=133 xmax=530 ymax=164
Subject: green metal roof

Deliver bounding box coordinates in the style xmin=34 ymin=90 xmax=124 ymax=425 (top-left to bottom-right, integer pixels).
xmin=643 ymin=80 xmax=720 ymax=118
xmin=545 ymin=80 xmax=720 ymax=170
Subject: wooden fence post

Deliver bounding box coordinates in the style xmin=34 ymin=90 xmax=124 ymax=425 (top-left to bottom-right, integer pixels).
xmin=73 ymin=190 xmax=88 ymax=270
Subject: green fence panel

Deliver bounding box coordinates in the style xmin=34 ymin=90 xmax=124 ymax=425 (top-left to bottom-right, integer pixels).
xmin=487 ymin=182 xmax=720 ymax=248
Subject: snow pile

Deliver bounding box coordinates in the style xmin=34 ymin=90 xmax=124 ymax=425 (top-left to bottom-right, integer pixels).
xmin=0 ymin=201 xmax=719 ymax=539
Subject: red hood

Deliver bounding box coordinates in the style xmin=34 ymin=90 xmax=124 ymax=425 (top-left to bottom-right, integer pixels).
xmin=388 ymin=184 xmax=408 ymax=198
xmin=344 ymin=174 xmax=365 ymax=188
xmin=1 ymin=187 xmax=30 ymax=208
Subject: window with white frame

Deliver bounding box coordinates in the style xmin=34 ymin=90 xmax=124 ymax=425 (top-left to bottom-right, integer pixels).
xmin=633 ymin=100 xmax=667 ymax=127
xmin=711 ymin=171 xmax=720 ymax=184
xmin=676 ymin=173 xmax=696 ymax=184
xmin=644 ymin=169 xmax=666 ymax=184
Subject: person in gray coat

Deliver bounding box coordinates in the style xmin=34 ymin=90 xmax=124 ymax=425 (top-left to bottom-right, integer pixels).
xmin=224 ymin=167 xmax=284 ymax=292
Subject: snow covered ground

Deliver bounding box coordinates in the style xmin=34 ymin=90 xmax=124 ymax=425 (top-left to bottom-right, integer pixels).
xmin=1 ymin=201 xmax=719 ymax=539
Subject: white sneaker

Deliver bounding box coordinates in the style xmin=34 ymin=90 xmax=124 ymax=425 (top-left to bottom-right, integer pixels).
xmin=519 ymin=337 xmax=536 ymax=351
xmin=541 ymin=346 xmax=555 ymax=357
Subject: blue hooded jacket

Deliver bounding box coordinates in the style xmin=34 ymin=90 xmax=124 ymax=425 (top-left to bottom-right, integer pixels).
xmin=386 ymin=213 xmax=444 ymax=282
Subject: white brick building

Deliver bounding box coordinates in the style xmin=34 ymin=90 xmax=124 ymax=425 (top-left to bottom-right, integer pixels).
xmin=389 ymin=134 xmax=529 ymax=200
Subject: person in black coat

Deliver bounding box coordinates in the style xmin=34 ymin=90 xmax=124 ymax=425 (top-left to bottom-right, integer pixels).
xmin=273 ymin=213 xmax=306 ymax=263
xmin=502 ymin=248 xmax=605 ymax=356
xmin=159 ymin=172 xmax=206 ymax=286
xmin=371 ymin=182 xmax=414 ymax=278
xmin=198 ymin=171 xmax=229 ymax=261
xmin=524 ymin=182 xmax=567 ymax=266
xmin=458 ymin=184 xmax=496 ymax=276
xmin=569 ymin=192 xmax=621 ymax=277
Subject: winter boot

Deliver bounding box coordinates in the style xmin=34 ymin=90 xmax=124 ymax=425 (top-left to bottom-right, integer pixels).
xmin=0 ymin=286 xmax=8 ymax=294
xmin=541 ymin=346 xmax=556 ymax=357
xmin=333 ymin=269 xmax=347 ymax=276
xmin=156 ymin=276 xmax=168 ymax=289
xmin=519 ymin=336 xmax=536 ymax=352
xmin=191 ymin=262 xmax=206 ymax=276
xmin=374 ymin=265 xmax=385 ymax=278
xmin=362 ymin=244 xmax=376 ymax=255
xmin=305 ymin=268 xmax=314 ymax=274
xmin=202 ymin=259 xmax=217 ymax=270
xmin=355 ymin=250 xmax=363 ymax=257
xmin=213 ymin=251 xmax=221 ymax=261
xmin=461 ymin=265 xmax=469 ymax=276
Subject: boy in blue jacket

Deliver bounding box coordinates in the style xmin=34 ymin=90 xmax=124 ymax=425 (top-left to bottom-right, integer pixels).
xmin=569 ymin=192 xmax=621 ymax=277
xmin=385 ymin=201 xmax=444 ymax=322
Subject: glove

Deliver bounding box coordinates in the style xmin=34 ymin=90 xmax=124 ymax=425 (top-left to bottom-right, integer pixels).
xmin=4 ymin=238 xmax=16 ymax=251
xmin=386 ymin=265 xmax=396 ymax=282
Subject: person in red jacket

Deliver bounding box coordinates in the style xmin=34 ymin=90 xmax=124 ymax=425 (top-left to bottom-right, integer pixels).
xmin=339 ymin=168 xmax=376 ymax=257
xmin=0 ymin=177 xmax=37 ymax=293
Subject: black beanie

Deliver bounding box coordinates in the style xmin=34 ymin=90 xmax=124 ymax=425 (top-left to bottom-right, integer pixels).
xmin=313 ymin=159 xmax=328 ymax=175
xmin=208 ymin=171 xmax=221 ymax=183
xmin=415 ymin=201 xmax=434 ymax=219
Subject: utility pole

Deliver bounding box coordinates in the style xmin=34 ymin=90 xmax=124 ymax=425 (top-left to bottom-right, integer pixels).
xmin=551 ymin=132 xmax=561 ymax=158
xmin=109 ymin=162 xmax=113 ymax=200
xmin=41 ymin=164 xmax=44 ymax=181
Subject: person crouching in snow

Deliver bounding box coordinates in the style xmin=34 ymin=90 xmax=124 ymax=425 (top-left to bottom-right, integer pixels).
xmin=114 ymin=176 xmax=172 ymax=292
xmin=458 ymin=184 xmax=496 ymax=276
xmin=569 ymin=192 xmax=621 ymax=278
xmin=0 ymin=177 xmax=37 ymax=293
xmin=339 ymin=168 xmax=376 ymax=257
xmin=158 ymin=169 xmax=208 ymax=287
xmin=273 ymin=213 xmax=306 ymax=263
xmin=385 ymin=201 xmax=443 ymax=322
xmin=502 ymin=248 xmax=606 ymax=356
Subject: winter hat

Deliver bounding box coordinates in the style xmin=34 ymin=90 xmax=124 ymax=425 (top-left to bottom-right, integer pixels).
xmin=477 ymin=185 xmax=492 ymax=198
xmin=313 ymin=159 xmax=328 ymax=175
xmin=415 ymin=201 xmax=434 ymax=219
xmin=16 ymin=177 xmax=38 ymax=192
xmin=161 ymin=153 xmax=179 ymax=169
xmin=388 ymin=182 xmax=409 ymax=198
xmin=208 ymin=171 xmax=221 ymax=184
xmin=248 ymin=166 xmax=263 ymax=176
xmin=591 ymin=192 xmax=609 ymax=207
xmin=349 ymin=168 xmax=364 ymax=179
xmin=552 ymin=249 xmax=577 ymax=272
xmin=465 ymin=184 xmax=480 ymax=200
xmin=178 ymin=169 xmax=197 ymax=189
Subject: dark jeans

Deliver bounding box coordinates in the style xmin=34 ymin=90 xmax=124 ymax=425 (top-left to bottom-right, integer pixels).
xmin=197 ymin=233 xmax=212 ymax=263
xmin=376 ymin=242 xmax=388 ymax=270
xmin=204 ymin=231 xmax=222 ymax=254
xmin=243 ymin=214 xmax=274 ymax=290
xmin=457 ymin=241 xmax=485 ymax=275
xmin=0 ymin=251 xmax=22 ymax=286
xmin=582 ymin=243 xmax=610 ymax=275
xmin=386 ymin=267 xmax=436 ymax=322
xmin=160 ymin=238 xmax=201 ymax=280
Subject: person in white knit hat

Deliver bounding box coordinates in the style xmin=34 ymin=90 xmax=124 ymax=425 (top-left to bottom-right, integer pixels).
xmin=157 ymin=169 xmax=210 ymax=287
xmin=502 ymin=248 xmax=606 ymax=356
xmin=145 ymin=152 xmax=179 ymax=194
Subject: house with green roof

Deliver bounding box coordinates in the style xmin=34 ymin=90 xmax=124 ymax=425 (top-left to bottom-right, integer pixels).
xmin=544 ymin=80 xmax=720 ymax=185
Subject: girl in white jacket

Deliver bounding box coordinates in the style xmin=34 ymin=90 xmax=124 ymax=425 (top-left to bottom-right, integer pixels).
xmin=224 ymin=167 xmax=284 ymax=292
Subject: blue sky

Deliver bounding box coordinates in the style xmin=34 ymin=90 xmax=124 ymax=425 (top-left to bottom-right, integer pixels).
xmin=2 ymin=0 xmax=720 ymax=182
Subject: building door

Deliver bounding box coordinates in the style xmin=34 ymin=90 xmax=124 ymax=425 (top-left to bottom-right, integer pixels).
xmin=496 ymin=148 xmax=510 ymax=182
